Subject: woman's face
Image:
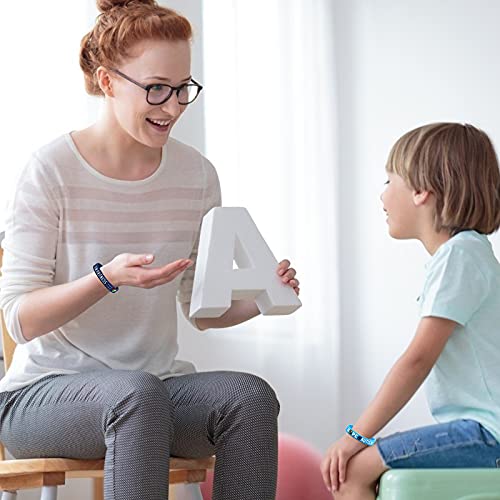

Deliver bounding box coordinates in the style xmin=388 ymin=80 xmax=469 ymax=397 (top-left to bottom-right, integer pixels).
xmin=110 ymin=38 xmax=192 ymax=148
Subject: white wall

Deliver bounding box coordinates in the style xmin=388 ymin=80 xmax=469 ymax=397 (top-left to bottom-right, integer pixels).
xmin=334 ymin=0 xmax=500 ymax=438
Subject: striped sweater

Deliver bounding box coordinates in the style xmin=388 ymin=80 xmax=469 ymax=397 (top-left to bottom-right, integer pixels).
xmin=0 ymin=133 xmax=220 ymax=392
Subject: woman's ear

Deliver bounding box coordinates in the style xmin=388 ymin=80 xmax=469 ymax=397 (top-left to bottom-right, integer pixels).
xmin=95 ymin=66 xmax=114 ymax=97
xmin=413 ymin=189 xmax=432 ymax=207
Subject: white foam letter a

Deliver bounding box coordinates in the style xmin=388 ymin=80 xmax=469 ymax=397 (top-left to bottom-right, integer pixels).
xmin=189 ymin=207 xmax=302 ymax=319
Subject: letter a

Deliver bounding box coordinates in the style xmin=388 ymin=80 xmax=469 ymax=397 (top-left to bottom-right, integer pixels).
xmin=189 ymin=207 xmax=302 ymax=318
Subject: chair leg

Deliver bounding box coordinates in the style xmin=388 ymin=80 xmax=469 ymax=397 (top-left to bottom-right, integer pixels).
xmin=173 ymin=484 xmax=203 ymax=500
xmin=93 ymin=478 xmax=104 ymax=500
xmin=40 ymin=486 xmax=57 ymax=500
xmin=1 ymin=492 xmax=17 ymax=500
xmin=187 ymin=484 xmax=203 ymax=500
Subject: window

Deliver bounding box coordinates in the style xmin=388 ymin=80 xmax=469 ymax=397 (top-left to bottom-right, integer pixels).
xmin=0 ymin=1 xmax=100 ymax=227
xmin=202 ymin=1 xmax=339 ymax=342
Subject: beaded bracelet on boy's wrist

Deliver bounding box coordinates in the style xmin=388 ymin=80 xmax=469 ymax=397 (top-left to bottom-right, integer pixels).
xmin=93 ymin=263 xmax=119 ymax=293
xmin=345 ymin=425 xmax=377 ymax=446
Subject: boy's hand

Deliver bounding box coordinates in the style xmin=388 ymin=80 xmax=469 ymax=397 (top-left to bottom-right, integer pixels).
xmin=277 ymin=259 xmax=300 ymax=295
xmin=320 ymin=435 xmax=366 ymax=493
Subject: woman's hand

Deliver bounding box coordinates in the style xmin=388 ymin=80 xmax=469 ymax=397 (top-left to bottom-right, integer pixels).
xmin=102 ymin=253 xmax=192 ymax=289
xmin=320 ymin=435 xmax=366 ymax=493
xmin=277 ymin=259 xmax=300 ymax=295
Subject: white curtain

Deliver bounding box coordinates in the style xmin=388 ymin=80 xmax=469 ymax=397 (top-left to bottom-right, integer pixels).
xmin=0 ymin=2 xmax=99 ymax=372
xmin=0 ymin=1 xmax=100 ymax=228
xmin=202 ymin=0 xmax=339 ymax=345
xmin=200 ymin=0 xmax=340 ymax=448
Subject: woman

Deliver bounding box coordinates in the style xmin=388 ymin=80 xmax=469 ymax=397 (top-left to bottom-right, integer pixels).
xmin=0 ymin=1 xmax=300 ymax=499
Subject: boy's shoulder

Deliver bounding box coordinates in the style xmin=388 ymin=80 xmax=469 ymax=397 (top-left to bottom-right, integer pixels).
xmin=420 ymin=231 xmax=499 ymax=326
xmin=430 ymin=230 xmax=499 ymax=282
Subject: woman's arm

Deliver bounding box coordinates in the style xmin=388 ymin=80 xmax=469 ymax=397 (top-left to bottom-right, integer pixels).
xmin=0 ymin=154 xmax=97 ymax=344
xmin=194 ymin=300 xmax=261 ymax=331
xmin=17 ymin=264 xmax=113 ymax=342
xmin=17 ymin=255 xmax=192 ymax=342
xmin=194 ymin=259 xmax=300 ymax=331
xmin=351 ymin=316 xmax=457 ymax=438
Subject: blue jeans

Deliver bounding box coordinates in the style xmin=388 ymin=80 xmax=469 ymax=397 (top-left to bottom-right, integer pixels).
xmin=376 ymin=419 xmax=500 ymax=468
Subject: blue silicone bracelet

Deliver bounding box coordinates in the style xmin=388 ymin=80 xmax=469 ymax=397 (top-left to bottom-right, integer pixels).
xmin=345 ymin=425 xmax=377 ymax=446
xmin=93 ymin=263 xmax=119 ymax=293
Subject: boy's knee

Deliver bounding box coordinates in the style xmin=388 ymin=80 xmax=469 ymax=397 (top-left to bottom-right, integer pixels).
xmin=334 ymin=481 xmax=372 ymax=499
xmin=342 ymin=446 xmax=387 ymax=490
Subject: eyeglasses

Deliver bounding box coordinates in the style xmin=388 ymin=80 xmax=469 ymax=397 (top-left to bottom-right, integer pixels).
xmin=110 ymin=68 xmax=203 ymax=106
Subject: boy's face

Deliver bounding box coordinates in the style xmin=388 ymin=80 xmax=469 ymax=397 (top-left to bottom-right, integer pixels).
xmin=380 ymin=172 xmax=420 ymax=239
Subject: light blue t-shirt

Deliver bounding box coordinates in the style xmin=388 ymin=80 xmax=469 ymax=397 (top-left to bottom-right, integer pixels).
xmin=419 ymin=230 xmax=500 ymax=442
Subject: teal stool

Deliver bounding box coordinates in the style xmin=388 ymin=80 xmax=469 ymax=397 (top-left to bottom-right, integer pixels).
xmin=376 ymin=469 xmax=500 ymax=500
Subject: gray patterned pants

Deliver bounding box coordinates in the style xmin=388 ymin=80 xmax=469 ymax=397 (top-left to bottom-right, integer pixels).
xmin=0 ymin=370 xmax=279 ymax=500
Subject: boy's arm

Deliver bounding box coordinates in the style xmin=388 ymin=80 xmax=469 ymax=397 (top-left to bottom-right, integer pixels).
xmin=352 ymin=316 xmax=457 ymax=438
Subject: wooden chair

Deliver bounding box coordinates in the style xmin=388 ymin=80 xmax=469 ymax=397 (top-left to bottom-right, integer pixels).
xmin=0 ymin=243 xmax=214 ymax=499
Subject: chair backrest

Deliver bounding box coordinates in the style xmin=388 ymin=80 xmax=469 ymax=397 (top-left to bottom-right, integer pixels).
xmin=0 ymin=247 xmax=16 ymax=372
xmin=0 ymin=244 xmax=16 ymax=461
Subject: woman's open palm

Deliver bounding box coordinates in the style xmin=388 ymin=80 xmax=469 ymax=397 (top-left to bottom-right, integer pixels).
xmin=103 ymin=253 xmax=193 ymax=289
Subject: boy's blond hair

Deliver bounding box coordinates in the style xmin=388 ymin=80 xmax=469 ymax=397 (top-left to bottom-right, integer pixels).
xmin=386 ymin=123 xmax=500 ymax=235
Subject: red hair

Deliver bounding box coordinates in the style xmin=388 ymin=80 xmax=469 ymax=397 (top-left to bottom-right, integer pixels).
xmin=80 ymin=0 xmax=192 ymax=96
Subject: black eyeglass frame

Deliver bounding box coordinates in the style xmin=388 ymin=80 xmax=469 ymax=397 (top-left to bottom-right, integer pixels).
xmin=110 ymin=68 xmax=203 ymax=106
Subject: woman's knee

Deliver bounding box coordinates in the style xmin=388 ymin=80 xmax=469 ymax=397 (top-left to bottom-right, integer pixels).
xmin=107 ymin=370 xmax=172 ymax=420
xmin=113 ymin=370 xmax=166 ymax=394
xmin=228 ymin=373 xmax=280 ymax=418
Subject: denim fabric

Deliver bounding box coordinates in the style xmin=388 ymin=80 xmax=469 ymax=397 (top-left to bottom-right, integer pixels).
xmin=376 ymin=419 xmax=500 ymax=469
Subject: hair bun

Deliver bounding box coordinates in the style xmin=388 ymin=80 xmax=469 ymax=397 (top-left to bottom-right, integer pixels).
xmin=96 ymin=0 xmax=155 ymax=13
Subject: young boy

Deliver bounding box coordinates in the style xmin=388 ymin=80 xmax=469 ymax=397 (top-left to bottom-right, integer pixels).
xmin=321 ymin=123 xmax=500 ymax=499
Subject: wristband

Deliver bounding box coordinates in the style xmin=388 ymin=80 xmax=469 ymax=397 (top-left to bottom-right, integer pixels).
xmin=93 ymin=263 xmax=119 ymax=293
xmin=345 ymin=425 xmax=376 ymax=446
